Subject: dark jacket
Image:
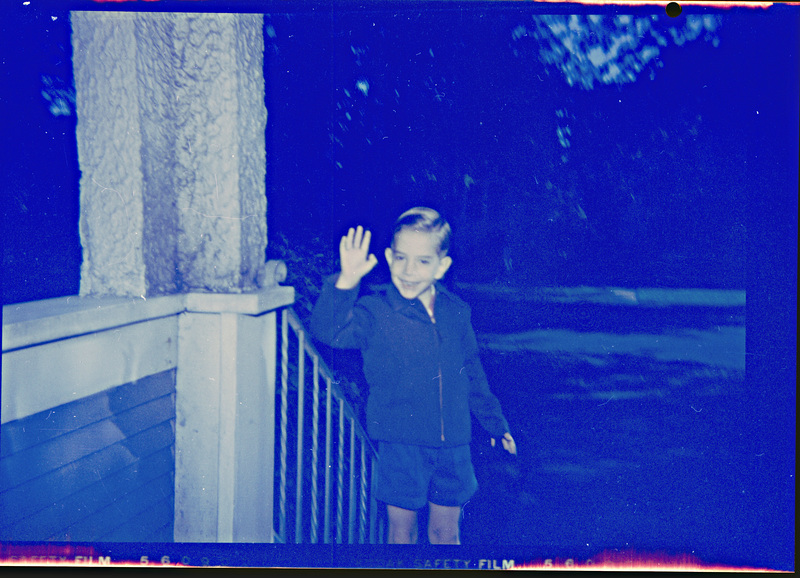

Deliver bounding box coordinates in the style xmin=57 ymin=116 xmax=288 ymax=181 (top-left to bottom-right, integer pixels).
xmin=309 ymin=275 xmax=510 ymax=448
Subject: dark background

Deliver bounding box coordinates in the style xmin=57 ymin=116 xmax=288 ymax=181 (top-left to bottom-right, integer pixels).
xmin=1 ymin=1 xmax=796 ymax=571
xmin=261 ymin=6 xmax=765 ymax=291
xmin=6 ymin=4 xmax=796 ymax=303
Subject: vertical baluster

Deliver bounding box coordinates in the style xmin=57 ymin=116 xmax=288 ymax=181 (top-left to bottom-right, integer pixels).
xmin=336 ymin=398 xmax=345 ymax=544
xmin=348 ymin=420 xmax=356 ymax=544
xmin=278 ymin=309 xmax=289 ymax=542
xmin=379 ymin=504 xmax=385 ymax=544
xmin=310 ymin=353 xmax=320 ymax=543
xmin=369 ymin=454 xmax=378 ymax=544
xmin=294 ymin=329 xmax=306 ymax=543
xmin=359 ymin=437 xmax=368 ymax=544
xmin=324 ymin=376 xmax=333 ymax=544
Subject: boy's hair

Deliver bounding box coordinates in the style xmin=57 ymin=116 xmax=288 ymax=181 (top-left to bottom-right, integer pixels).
xmin=391 ymin=207 xmax=451 ymax=256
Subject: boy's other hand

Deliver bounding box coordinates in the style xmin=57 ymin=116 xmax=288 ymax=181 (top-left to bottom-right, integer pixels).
xmin=491 ymin=432 xmax=517 ymax=455
xmin=336 ymin=226 xmax=378 ymax=290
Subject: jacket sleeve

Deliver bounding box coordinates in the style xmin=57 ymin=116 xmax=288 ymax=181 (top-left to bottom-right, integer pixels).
xmin=309 ymin=274 xmax=373 ymax=350
xmin=462 ymin=310 xmax=511 ymax=438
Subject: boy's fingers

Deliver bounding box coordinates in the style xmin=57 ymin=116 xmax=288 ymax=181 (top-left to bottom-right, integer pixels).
xmin=343 ymin=226 xmax=373 ymax=254
xmin=501 ymin=433 xmax=516 ymax=454
xmin=492 ymin=436 xmax=516 ymax=455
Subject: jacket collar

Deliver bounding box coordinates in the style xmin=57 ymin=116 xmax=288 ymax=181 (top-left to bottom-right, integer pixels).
xmin=384 ymin=281 xmax=444 ymax=320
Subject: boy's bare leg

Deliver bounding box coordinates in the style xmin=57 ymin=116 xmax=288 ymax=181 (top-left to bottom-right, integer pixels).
xmin=387 ymin=504 xmax=418 ymax=544
xmin=427 ymin=502 xmax=462 ymax=545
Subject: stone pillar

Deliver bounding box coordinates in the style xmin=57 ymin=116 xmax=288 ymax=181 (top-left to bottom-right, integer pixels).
xmin=71 ymin=11 xmax=267 ymax=297
xmin=71 ymin=11 xmax=288 ymax=543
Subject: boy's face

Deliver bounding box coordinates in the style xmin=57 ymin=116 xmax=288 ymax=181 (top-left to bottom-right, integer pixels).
xmin=385 ymin=227 xmax=452 ymax=303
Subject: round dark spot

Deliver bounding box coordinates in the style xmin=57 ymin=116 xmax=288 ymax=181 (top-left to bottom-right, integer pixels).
xmin=666 ymin=2 xmax=682 ymax=18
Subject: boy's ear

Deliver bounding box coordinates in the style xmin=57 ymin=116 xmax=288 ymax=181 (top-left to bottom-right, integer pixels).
xmin=434 ymin=255 xmax=453 ymax=279
xmin=384 ymin=247 xmax=393 ymax=266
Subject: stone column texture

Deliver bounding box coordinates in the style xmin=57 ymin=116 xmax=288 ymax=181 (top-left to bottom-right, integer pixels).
xmin=72 ymin=13 xmax=146 ymax=297
xmin=72 ymin=12 xmax=267 ymax=297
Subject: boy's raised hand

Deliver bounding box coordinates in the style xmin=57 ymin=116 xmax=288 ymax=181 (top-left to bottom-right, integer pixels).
xmin=336 ymin=226 xmax=378 ymax=290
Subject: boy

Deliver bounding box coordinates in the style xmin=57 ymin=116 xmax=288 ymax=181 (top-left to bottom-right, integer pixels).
xmin=310 ymin=207 xmax=516 ymax=544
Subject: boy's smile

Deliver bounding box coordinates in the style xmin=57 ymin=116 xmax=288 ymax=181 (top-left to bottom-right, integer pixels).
xmin=385 ymin=228 xmax=452 ymax=303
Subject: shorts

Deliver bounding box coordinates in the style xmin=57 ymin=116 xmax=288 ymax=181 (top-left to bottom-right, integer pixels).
xmin=374 ymin=441 xmax=478 ymax=510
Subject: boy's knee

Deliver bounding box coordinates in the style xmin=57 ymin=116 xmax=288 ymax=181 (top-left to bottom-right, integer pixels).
xmin=427 ymin=515 xmax=460 ymax=544
xmin=388 ymin=520 xmax=418 ymax=544
xmin=428 ymin=522 xmax=460 ymax=545
xmin=387 ymin=505 xmax=419 ymax=544
xmin=427 ymin=503 xmax=461 ymax=544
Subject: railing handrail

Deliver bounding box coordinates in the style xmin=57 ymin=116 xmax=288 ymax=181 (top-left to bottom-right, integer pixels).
xmin=3 ymin=287 xmax=296 ymax=354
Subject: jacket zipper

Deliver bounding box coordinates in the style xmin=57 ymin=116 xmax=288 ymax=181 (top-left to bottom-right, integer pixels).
xmin=438 ymin=364 xmax=444 ymax=442
xmin=425 ymin=291 xmax=445 ymax=443
xmin=432 ymin=323 xmax=444 ymax=442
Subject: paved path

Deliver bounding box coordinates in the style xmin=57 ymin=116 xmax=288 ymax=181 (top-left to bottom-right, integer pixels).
xmin=453 ymin=300 xmax=790 ymax=571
